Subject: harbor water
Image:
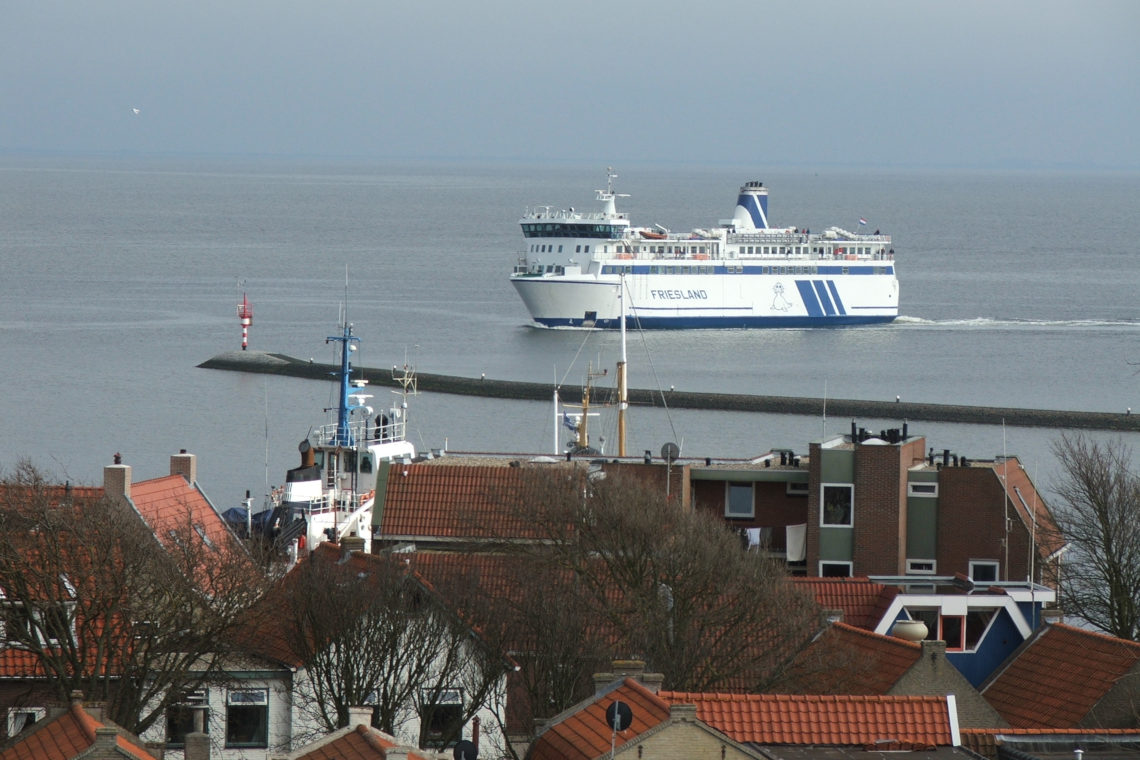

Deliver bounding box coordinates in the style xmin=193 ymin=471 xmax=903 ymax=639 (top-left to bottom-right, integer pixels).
xmin=2 ymin=156 xmax=1138 ymax=506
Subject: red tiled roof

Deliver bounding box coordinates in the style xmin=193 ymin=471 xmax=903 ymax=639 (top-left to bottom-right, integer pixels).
xmin=294 ymin=723 xmax=431 ymax=760
xmin=0 ymin=703 xmax=157 ymax=760
xmin=960 ymin=727 xmax=1140 ymax=759
xmin=982 ymin=623 xmax=1140 ymax=728
xmin=657 ymin=692 xmax=955 ymax=746
xmin=527 ymin=678 xmax=672 ymax=760
xmin=786 ymin=622 xmax=921 ymax=694
xmin=129 ymin=474 xmax=234 ymax=551
xmin=792 ymin=577 xmax=899 ymax=630
xmin=990 ymin=458 xmax=1065 ymax=561
xmin=379 ymin=464 xmax=551 ymax=540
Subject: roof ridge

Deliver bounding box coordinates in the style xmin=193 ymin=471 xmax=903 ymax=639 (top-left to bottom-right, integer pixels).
xmin=830 ymin=620 xmax=922 ymax=649
xmin=1050 ymin=621 xmax=1140 ymax=651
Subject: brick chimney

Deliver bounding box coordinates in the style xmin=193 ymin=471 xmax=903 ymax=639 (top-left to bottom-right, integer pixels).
xmin=170 ymin=450 xmax=197 ymax=485
xmin=593 ymin=660 xmax=664 ymax=695
xmin=92 ymin=727 xmax=119 ymax=756
xmin=348 ymin=705 xmax=372 ymax=727
xmin=341 ymin=535 xmax=366 ymax=558
xmin=104 ymin=459 xmax=131 ymax=501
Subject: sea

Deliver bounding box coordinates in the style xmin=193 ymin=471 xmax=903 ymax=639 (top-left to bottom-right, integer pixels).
xmin=2 ymin=156 xmax=1138 ymax=509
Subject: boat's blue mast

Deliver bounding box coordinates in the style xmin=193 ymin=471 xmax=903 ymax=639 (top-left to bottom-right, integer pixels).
xmin=326 ymin=322 xmax=359 ymax=446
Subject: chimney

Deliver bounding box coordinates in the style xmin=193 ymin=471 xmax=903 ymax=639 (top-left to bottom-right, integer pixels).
xmin=184 ymin=730 xmax=210 ymax=760
xmin=104 ymin=462 xmax=131 ymax=501
xmin=170 ymin=450 xmax=197 ymax=485
xmin=669 ymin=704 xmax=698 ymax=722
xmin=593 ymin=660 xmax=664 ymax=695
xmin=93 ymin=727 xmax=119 ymax=753
xmin=341 ymin=535 xmax=366 ymax=558
xmin=348 ymin=705 xmax=373 ymax=727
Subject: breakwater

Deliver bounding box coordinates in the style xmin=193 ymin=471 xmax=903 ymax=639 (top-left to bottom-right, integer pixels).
xmin=198 ymin=351 xmax=1140 ymax=432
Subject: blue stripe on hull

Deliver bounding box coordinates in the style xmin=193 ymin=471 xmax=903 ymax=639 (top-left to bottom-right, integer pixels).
xmin=532 ymin=314 xmax=897 ymax=329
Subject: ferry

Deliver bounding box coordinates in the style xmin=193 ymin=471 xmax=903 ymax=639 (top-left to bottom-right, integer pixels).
xmin=509 ymin=170 xmax=898 ymax=328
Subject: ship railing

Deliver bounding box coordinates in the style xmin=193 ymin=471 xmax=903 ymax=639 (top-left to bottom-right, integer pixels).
xmin=312 ymin=418 xmax=406 ymax=446
xmin=524 ymin=208 xmax=629 ymax=222
xmin=295 ymin=489 xmax=373 ymax=517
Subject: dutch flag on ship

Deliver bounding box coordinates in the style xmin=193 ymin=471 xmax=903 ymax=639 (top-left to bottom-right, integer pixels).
xmin=858 ymin=218 xmax=868 ymax=226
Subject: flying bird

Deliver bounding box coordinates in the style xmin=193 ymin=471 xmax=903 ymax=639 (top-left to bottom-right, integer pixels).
xmin=131 ymin=107 xmax=140 ymax=116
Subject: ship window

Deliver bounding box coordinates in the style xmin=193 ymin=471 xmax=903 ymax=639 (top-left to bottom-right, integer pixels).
xmin=575 ymin=245 xmax=581 ymax=252
xmin=558 ymin=245 xmax=563 ymax=252
xmin=584 ymin=245 xmax=590 ymax=253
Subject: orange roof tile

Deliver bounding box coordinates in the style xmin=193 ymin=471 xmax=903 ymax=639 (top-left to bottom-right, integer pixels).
xmin=294 ymin=723 xmax=431 ymax=760
xmin=982 ymin=623 xmax=1140 ymax=728
xmin=990 ymin=459 xmax=1065 ymax=561
xmin=785 ymin=622 xmax=922 ymax=694
xmin=0 ymin=704 xmax=157 ymax=760
xmin=656 ymin=692 xmax=955 ymax=746
xmin=129 ymin=474 xmax=235 ymax=552
xmin=793 ymin=577 xmax=899 ymax=630
xmin=528 ymin=678 xmax=672 ymax=760
xmin=379 ymin=464 xmax=549 ymax=541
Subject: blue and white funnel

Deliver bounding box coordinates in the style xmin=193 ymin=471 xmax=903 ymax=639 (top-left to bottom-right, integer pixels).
xmin=732 ymin=181 xmax=770 ymax=230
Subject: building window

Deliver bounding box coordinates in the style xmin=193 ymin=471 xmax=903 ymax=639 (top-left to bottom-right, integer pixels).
xmin=225 ymin=689 xmax=267 ymax=748
xmin=906 ymin=559 xmax=937 ymax=575
xmin=785 ymin=481 xmax=809 ymax=496
xmin=821 ymin=484 xmax=853 ymax=527
xmin=970 ymin=560 xmax=1000 ymax=583
xmin=166 ymin=690 xmax=208 ymax=747
xmin=940 ymin=616 xmax=966 ymax=651
xmin=908 ymin=482 xmax=938 ymax=497
xmin=7 ymin=707 xmax=45 ymax=738
xmin=420 ymin=688 xmax=463 ymax=749
xmin=725 ymin=482 xmax=754 ymax=518
xmin=819 ymin=562 xmax=852 ymax=578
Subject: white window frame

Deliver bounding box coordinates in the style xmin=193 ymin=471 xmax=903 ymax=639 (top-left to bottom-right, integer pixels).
xmin=969 ymin=560 xmax=1000 ymax=583
xmin=820 ymin=483 xmax=854 ymax=527
xmin=786 ymin=481 xmax=809 ymax=496
xmin=818 ymin=561 xmax=853 ymax=578
xmin=724 ymin=482 xmax=754 ymax=519
xmin=908 ymin=482 xmax=939 ymax=498
xmin=225 ymin=689 xmax=268 ymax=749
xmin=906 ymin=559 xmax=937 ymax=575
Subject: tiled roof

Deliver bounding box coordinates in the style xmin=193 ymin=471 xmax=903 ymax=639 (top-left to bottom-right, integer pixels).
xmin=982 ymin=623 xmax=1140 ymax=728
xmin=129 ymin=474 xmax=235 ymax=552
xmin=294 ymin=723 xmax=431 ymax=760
xmin=793 ymin=577 xmax=899 ymax=630
xmin=785 ymin=621 xmax=921 ymax=694
xmin=527 ymin=678 xmax=672 ymax=760
xmin=0 ymin=703 xmax=157 ymax=760
xmin=656 ymin=692 xmax=955 ymax=746
xmin=379 ymin=464 xmax=555 ymax=541
xmin=0 ymin=648 xmax=47 ymax=679
xmin=991 ymin=458 xmax=1065 ymax=561
xmin=960 ymin=727 xmax=1140 ymax=760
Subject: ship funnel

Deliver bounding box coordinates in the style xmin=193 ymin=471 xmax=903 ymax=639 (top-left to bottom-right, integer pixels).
xmin=733 ymin=181 xmax=769 ymax=230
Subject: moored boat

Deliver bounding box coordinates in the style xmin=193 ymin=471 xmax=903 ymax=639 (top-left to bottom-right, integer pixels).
xmin=509 ymin=170 xmax=898 ymax=328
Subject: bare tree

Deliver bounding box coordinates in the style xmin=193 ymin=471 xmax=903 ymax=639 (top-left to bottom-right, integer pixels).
xmin=0 ymin=460 xmax=267 ymax=735
xmin=1048 ymin=433 xmax=1140 ymax=640
xmin=498 ymin=467 xmax=821 ymax=695
xmin=272 ymin=545 xmax=507 ymax=747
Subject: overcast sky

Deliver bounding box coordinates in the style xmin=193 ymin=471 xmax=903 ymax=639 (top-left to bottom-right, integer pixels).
xmin=2 ymin=0 xmax=1137 ymax=169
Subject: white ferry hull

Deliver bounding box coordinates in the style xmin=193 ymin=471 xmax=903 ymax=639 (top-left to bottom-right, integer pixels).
xmin=510 ymin=173 xmax=900 ymax=329
xmin=512 ymin=268 xmax=897 ymax=328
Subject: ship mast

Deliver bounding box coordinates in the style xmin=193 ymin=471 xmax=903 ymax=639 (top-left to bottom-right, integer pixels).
xmin=617 ymin=275 xmax=628 ymax=457
xmin=326 ymin=322 xmax=359 ymax=446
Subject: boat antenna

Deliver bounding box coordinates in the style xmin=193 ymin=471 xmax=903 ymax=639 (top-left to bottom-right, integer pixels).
xmin=326 ymin=322 xmax=359 ymax=446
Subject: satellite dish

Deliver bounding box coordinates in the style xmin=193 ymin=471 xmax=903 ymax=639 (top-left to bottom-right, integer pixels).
xmin=606 ymin=700 xmax=633 ymax=732
xmin=660 ymin=442 xmax=680 ymax=463
xmin=453 ymin=739 xmax=478 ymax=760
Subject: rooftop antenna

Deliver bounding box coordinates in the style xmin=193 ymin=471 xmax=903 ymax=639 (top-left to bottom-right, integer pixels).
xmin=1002 ymin=419 xmax=1009 ymax=581
xmin=617 ymin=275 xmax=628 ymax=457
